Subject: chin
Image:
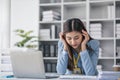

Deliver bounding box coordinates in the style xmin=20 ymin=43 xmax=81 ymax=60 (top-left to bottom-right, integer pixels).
xmin=72 ymin=46 xmax=78 ymax=49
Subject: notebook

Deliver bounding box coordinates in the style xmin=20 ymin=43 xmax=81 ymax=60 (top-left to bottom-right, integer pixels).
xmin=10 ymin=49 xmax=46 ymax=79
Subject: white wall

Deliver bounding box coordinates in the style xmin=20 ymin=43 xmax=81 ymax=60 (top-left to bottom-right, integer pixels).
xmin=10 ymin=0 xmax=39 ymax=48
xmin=0 ymin=0 xmax=10 ymax=49
xmin=0 ymin=0 xmax=2 ymax=49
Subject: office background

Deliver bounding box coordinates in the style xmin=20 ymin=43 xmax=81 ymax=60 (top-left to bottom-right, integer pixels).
xmin=0 ymin=0 xmax=120 ymax=75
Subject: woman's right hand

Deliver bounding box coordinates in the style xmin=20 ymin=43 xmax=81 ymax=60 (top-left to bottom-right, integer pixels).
xmin=59 ymin=32 xmax=68 ymax=51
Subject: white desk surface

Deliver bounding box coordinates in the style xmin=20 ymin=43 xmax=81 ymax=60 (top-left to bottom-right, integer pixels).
xmin=0 ymin=72 xmax=97 ymax=80
xmin=0 ymin=78 xmax=97 ymax=80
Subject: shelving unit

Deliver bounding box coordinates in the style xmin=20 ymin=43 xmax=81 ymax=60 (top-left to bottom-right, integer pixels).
xmin=39 ymin=0 xmax=120 ymax=73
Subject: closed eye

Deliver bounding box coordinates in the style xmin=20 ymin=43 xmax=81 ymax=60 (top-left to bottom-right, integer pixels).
xmin=74 ymin=36 xmax=79 ymax=40
xmin=66 ymin=37 xmax=71 ymax=40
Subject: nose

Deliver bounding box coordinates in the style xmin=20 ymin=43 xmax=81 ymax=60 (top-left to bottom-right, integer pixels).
xmin=71 ymin=39 xmax=76 ymax=45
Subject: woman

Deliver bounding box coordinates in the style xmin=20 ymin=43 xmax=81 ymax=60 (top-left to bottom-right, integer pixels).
xmin=56 ymin=18 xmax=99 ymax=75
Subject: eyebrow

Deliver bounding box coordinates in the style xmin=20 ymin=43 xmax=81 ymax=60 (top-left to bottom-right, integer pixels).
xmin=66 ymin=35 xmax=79 ymax=38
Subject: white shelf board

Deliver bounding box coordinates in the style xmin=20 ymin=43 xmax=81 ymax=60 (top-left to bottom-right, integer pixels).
xmin=39 ymin=3 xmax=61 ymax=6
xmin=43 ymin=57 xmax=57 ymax=60
xmin=116 ymin=38 xmax=120 ymax=40
xmin=90 ymin=18 xmax=114 ymax=21
xmin=94 ymin=37 xmax=114 ymax=40
xmin=63 ymin=1 xmax=86 ymax=5
xmin=90 ymin=0 xmax=114 ymax=6
xmin=63 ymin=19 xmax=86 ymax=23
xmin=39 ymin=39 xmax=59 ymax=41
xmin=115 ymin=0 xmax=120 ymax=1
xmin=99 ymin=57 xmax=114 ymax=59
xmin=39 ymin=21 xmax=62 ymax=24
xmin=116 ymin=57 xmax=120 ymax=59
xmin=116 ymin=18 xmax=120 ymax=20
xmin=90 ymin=0 xmax=114 ymax=4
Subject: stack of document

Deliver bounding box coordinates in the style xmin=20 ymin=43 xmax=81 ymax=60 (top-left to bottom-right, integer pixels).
xmin=116 ymin=23 xmax=120 ymax=38
xmin=98 ymin=71 xmax=120 ymax=80
xmin=99 ymin=48 xmax=103 ymax=58
xmin=90 ymin=23 xmax=102 ymax=38
xmin=42 ymin=10 xmax=61 ymax=21
xmin=107 ymin=5 xmax=114 ymax=19
xmin=97 ymin=65 xmax=102 ymax=72
xmin=116 ymin=47 xmax=120 ymax=57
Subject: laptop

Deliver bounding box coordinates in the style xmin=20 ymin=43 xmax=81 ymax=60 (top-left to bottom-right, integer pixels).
xmin=10 ymin=49 xmax=46 ymax=79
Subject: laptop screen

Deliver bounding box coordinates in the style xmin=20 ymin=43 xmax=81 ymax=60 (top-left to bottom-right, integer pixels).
xmin=10 ymin=49 xmax=46 ymax=79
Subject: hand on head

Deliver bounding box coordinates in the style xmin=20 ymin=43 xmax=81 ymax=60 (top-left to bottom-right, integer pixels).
xmin=81 ymin=30 xmax=90 ymax=46
xmin=59 ymin=32 xmax=68 ymax=51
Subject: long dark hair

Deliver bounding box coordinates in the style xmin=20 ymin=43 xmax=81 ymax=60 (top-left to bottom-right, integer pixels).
xmin=63 ymin=18 xmax=93 ymax=71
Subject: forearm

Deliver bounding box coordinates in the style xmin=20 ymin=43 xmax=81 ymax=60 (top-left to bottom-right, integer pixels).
xmin=80 ymin=50 xmax=97 ymax=75
xmin=57 ymin=50 xmax=68 ymax=74
xmin=81 ymin=44 xmax=87 ymax=51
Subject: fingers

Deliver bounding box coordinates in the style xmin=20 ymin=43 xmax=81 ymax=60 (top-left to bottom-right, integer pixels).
xmin=82 ymin=30 xmax=90 ymax=41
xmin=59 ymin=32 xmax=64 ymax=36
xmin=59 ymin=32 xmax=65 ymax=41
xmin=59 ymin=32 xmax=63 ymax=38
xmin=82 ymin=30 xmax=88 ymax=35
xmin=59 ymin=32 xmax=68 ymax=51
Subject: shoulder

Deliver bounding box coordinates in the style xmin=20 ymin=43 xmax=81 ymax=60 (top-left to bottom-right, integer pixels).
xmin=87 ymin=39 xmax=100 ymax=50
xmin=88 ymin=39 xmax=100 ymax=46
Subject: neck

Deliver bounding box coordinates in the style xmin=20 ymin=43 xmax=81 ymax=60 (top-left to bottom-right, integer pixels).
xmin=75 ymin=46 xmax=81 ymax=54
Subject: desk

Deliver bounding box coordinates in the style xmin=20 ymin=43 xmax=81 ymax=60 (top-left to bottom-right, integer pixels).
xmin=0 ymin=78 xmax=97 ymax=80
xmin=0 ymin=72 xmax=98 ymax=80
xmin=0 ymin=76 xmax=97 ymax=80
xmin=1 ymin=71 xmax=120 ymax=80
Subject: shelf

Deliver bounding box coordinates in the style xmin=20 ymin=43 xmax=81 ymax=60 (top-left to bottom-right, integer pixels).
xmin=115 ymin=0 xmax=120 ymax=2
xmin=39 ymin=21 xmax=62 ymax=24
xmin=63 ymin=3 xmax=86 ymax=20
xmin=40 ymin=5 xmax=61 ymax=11
xmin=90 ymin=18 xmax=114 ymax=21
xmin=39 ymin=39 xmax=59 ymax=41
xmin=116 ymin=38 xmax=120 ymax=40
xmin=63 ymin=19 xmax=86 ymax=22
xmin=90 ymin=0 xmax=113 ymax=6
xmin=40 ymin=3 xmax=61 ymax=6
xmin=99 ymin=57 xmax=114 ymax=59
xmin=116 ymin=18 xmax=120 ymax=20
xmin=95 ymin=37 xmax=114 ymax=40
xmin=43 ymin=57 xmax=57 ymax=60
xmin=116 ymin=57 xmax=120 ymax=59
xmin=63 ymin=1 xmax=86 ymax=6
xmin=63 ymin=0 xmax=86 ymax=2
xmin=90 ymin=0 xmax=114 ymax=4
xmin=39 ymin=0 xmax=61 ymax=4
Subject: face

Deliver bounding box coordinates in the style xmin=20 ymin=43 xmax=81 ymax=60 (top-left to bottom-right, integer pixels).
xmin=65 ymin=31 xmax=83 ymax=49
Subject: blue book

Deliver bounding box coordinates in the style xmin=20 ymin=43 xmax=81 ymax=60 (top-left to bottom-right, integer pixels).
xmin=1 ymin=75 xmax=14 ymax=78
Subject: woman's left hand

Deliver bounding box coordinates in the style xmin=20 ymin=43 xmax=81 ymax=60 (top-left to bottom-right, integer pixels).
xmin=81 ymin=30 xmax=90 ymax=51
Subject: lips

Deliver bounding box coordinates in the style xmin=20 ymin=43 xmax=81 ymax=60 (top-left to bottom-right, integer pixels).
xmin=72 ymin=45 xmax=77 ymax=47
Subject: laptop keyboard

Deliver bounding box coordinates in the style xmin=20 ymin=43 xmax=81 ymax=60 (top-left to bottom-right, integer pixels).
xmin=45 ymin=73 xmax=97 ymax=79
xmin=59 ymin=74 xmax=97 ymax=79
